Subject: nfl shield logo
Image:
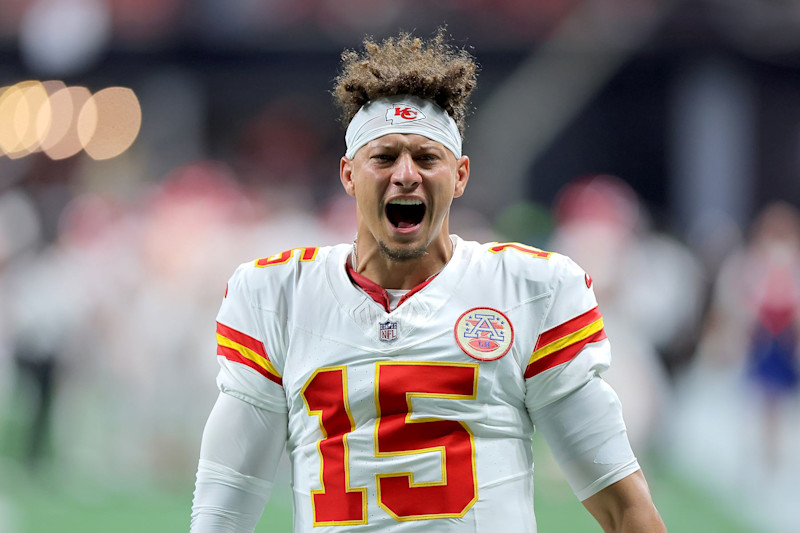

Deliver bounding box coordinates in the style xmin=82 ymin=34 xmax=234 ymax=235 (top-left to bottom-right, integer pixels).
xmin=379 ymin=320 xmax=398 ymax=342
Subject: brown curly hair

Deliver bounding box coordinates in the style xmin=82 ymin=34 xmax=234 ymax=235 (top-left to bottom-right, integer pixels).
xmin=332 ymin=29 xmax=479 ymax=136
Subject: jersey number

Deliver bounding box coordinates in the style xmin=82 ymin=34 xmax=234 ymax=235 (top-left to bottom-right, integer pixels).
xmin=255 ymin=247 xmax=318 ymax=268
xmin=489 ymin=242 xmax=551 ymax=259
xmin=301 ymin=362 xmax=479 ymax=525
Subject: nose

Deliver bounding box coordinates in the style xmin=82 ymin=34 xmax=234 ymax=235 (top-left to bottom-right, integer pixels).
xmin=392 ymin=153 xmax=421 ymax=189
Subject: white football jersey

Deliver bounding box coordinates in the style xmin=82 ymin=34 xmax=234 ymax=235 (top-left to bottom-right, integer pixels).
xmin=214 ymin=236 xmax=611 ymax=532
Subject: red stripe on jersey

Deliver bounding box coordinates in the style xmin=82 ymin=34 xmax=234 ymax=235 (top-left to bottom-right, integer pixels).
xmin=534 ymin=306 xmax=602 ymax=350
xmin=216 ymin=322 xmax=268 ymax=358
xmin=217 ymin=344 xmax=282 ymax=386
xmin=524 ymin=329 xmax=607 ymax=378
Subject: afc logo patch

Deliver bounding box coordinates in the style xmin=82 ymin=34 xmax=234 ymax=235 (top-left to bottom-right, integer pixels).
xmin=454 ymin=307 xmax=514 ymax=361
xmin=379 ymin=320 xmax=398 ymax=342
xmin=385 ymin=104 xmax=426 ymax=124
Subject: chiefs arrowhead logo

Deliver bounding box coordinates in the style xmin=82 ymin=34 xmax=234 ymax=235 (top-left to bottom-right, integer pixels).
xmin=585 ymin=273 xmax=593 ymax=289
xmin=385 ymin=105 xmax=425 ymax=124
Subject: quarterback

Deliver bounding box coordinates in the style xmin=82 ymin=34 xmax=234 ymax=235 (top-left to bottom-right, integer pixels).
xmin=191 ymin=31 xmax=667 ymax=532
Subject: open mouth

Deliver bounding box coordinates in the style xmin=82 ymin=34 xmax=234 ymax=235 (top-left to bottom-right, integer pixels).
xmin=386 ymin=198 xmax=426 ymax=229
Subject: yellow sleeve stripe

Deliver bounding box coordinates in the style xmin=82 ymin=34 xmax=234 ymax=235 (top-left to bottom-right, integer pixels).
xmin=528 ymin=317 xmax=605 ymax=366
xmin=216 ymin=333 xmax=282 ymax=381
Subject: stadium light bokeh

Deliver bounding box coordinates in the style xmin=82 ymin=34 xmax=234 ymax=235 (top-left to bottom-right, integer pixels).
xmin=0 ymin=81 xmax=141 ymax=161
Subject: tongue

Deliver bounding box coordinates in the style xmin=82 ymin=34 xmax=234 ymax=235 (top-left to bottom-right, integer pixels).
xmin=397 ymin=221 xmax=416 ymax=229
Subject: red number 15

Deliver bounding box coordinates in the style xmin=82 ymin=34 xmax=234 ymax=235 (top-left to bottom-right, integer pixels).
xmin=301 ymin=362 xmax=479 ymax=526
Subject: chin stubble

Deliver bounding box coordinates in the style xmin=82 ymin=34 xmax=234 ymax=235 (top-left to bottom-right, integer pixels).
xmin=378 ymin=240 xmax=427 ymax=262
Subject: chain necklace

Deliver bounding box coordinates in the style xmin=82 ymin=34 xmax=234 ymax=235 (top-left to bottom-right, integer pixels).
xmin=351 ymin=234 xmax=359 ymax=270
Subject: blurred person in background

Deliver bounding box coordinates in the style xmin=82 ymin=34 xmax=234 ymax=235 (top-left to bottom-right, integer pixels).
xmin=548 ymin=174 xmax=705 ymax=453
xmin=703 ymin=202 xmax=800 ymax=470
xmin=743 ymin=203 xmax=800 ymax=469
xmin=4 ymin=238 xmax=86 ymax=467
xmin=0 ymin=186 xmax=44 ymax=464
xmin=0 ymin=156 xmax=84 ymax=469
xmin=191 ymin=30 xmax=666 ymax=532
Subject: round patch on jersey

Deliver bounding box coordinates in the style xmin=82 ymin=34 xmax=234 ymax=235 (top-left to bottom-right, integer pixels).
xmin=454 ymin=307 xmax=514 ymax=361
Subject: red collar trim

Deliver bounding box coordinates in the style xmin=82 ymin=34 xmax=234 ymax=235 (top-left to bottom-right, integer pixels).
xmin=345 ymin=263 xmax=436 ymax=313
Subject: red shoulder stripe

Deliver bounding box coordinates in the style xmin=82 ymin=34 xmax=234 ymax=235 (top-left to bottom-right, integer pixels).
xmin=524 ymin=329 xmax=607 ymax=378
xmin=534 ymin=306 xmax=602 ymax=350
xmin=217 ymin=344 xmax=282 ymax=385
xmin=216 ymin=322 xmax=267 ymax=358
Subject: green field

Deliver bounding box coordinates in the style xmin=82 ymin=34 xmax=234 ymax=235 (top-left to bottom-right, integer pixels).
xmin=0 ymin=439 xmax=756 ymax=533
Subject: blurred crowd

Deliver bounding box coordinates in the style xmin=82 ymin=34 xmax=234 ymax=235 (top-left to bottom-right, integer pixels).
xmin=0 ymin=153 xmax=359 ymax=481
xmin=1 ymin=148 xmax=799 ymax=521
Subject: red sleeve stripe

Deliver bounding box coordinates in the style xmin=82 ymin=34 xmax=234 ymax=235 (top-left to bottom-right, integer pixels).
xmin=524 ymin=329 xmax=607 ymax=378
xmin=216 ymin=321 xmax=282 ymax=385
xmin=534 ymin=306 xmax=602 ymax=351
xmin=216 ymin=322 xmax=267 ymax=358
xmin=524 ymin=306 xmax=606 ymax=379
xmin=217 ymin=344 xmax=283 ymax=386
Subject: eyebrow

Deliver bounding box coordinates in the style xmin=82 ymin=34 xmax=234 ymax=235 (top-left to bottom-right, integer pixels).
xmin=370 ymin=141 xmax=445 ymax=152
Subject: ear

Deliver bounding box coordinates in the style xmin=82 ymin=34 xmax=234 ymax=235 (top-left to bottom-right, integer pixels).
xmin=340 ymin=156 xmax=356 ymax=197
xmin=453 ymin=155 xmax=470 ymax=199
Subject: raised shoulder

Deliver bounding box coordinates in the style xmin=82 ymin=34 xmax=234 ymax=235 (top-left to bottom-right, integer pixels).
xmin=226 ymin=244 xmax=337 ymax=314
xmin=475 ymin=240 xmax=597 ymax=324
xmin=478 ymin=241 xmax=581 ymax=286
xmin=241 ymin=245 xmax=331 ymax=277
xmin=253 ymin=246 xmax=321 ymax=268
xmin=486 ymin=241 xmax=554 ymax=260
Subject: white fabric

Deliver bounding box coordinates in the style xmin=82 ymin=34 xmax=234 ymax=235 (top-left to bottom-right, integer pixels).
xmin=191 ymin=460 xmax=272 ymax=533
xmin=208 ymin=237 xmax=635 ymax=532
xmin=344 ymin=95 xmax=462 ymax=158
xmin=191 ymin=392 xmax=287 ymax=532
xmin=385 ymin=288 xmax=409 ymax=309
xmin=530 ymin=377 xmax=639 ymax=501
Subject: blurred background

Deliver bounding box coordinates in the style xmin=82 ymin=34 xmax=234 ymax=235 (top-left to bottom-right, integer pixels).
xmin=1 ymin=0 xmax=800 ymax=531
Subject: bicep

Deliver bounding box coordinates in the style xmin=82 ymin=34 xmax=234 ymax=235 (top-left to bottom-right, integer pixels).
xmin=529 ymin=377 xmax=639 ymax=501
xmin=191 ymin=392 xmax=288 ymax=532
xmin=199 ymin=391 xmax=288 ymax=479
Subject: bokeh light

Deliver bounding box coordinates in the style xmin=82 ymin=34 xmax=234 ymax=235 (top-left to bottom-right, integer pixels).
xmin=39 ymin=85 xmax=90 ymax=160
xmin=78 ymin=87 xmax=142 ymax=160
xmin=0 ymin=81 xmax=140 ymax=160
xmin=0 ymin=81 xmax=50 ymax=158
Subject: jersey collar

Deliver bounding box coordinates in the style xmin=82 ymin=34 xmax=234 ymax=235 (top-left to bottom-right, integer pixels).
xmin=324 ymin=236 xmax=473 ymax=345
xmin=345 ymin=263 xmax=436 ymax=313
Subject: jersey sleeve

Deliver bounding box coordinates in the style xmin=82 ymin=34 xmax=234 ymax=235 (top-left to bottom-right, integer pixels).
xmin=523 ymin=256 xmax=639 ymax=500
xmin=524 ymin=255 xmax=611 ymax=412
xmin=215 ymin=262 xmax=288 ymax=413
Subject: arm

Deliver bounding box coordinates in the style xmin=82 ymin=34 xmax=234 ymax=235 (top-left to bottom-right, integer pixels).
xmin=191 ymin=392 xmax=288 ymax=533
xmin=582 ymin=470 xmax=666 ymax=533
xmin=530 ymin=377 xmax=666 ymax=532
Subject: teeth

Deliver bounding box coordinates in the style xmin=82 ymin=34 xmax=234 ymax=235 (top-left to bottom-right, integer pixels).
xmin=388 ymin=198 xmax=423 ymax=206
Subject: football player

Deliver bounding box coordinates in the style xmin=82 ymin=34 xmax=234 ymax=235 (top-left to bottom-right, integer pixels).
xmin=191 ymin=30 xmax=667 ymax=533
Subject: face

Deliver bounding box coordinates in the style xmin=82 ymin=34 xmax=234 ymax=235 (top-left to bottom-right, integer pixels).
xmin=340 ymin=133 xmax=470 ymax=261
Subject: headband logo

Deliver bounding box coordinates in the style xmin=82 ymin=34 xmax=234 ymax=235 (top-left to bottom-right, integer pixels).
xmin=385 ymin=105 xmax=425 ymax=124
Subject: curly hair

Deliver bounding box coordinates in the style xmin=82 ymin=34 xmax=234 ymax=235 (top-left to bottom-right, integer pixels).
xmin=332 ymin=29 xmax=479 ymax=136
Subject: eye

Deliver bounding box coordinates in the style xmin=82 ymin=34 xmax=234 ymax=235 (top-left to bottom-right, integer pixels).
xmin=415 ymin=153 xmax=439 ymax=165
xmin=371 ymin=153 xmax=395 ymax=163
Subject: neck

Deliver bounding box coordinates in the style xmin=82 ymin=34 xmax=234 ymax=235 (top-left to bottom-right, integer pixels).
xmin=353 ymin=232 xmax=453 ymax=290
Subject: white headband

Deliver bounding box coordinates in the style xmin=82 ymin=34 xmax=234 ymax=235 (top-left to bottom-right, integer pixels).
xmin=344 ymin=95 xmax=462 ymax=159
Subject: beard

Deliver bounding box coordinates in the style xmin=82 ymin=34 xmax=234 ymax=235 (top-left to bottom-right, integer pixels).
xmin=378 ymin=239 xmax=428 ymax=262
